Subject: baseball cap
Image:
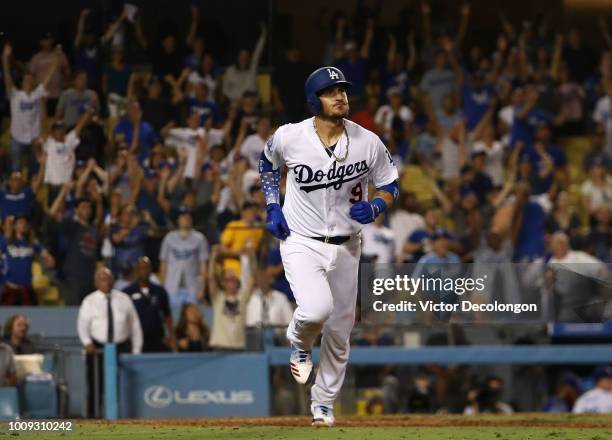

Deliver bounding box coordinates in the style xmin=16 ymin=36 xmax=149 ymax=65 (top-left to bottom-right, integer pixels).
xmin=344 ymin=40 xmax=357 ymax=51
xmin=460 ymin=188 xmax=478 ymax=199
xmin=75 ymin=197 xmax=91 ymax=208
xmin=590 ymin=156 xmax=606 ymax=168
xmin=148 ymin=75 xmax=162 ymax=86
xmin=242 ymin=201 xmax=258 ymax=210
xmin=144 ymin=168 xmax=158 ymax=179
xmin=535 ymin=119 xmax=552 ymax=129
xmin=460 ymin=164 xmax=473 ymax=175
xmin=13 ymin=213 xmax=30 ymax=223
xmin=51 ymin=120 xmax=66 ymax=130
xmin=593 ymin=366 xmax=612 ymax=382
xmin=41 ymin=31 xmax=54 ymax=40
xmin=386 ymin=86 xmax=402 ymax=97
xmin=472 ymin=70 xmax=486 ymax=80
xmin=560 ymin=372 xmax=580 ymax=389
xmin=431 ymin=228 xmax=452 ymax=240
xmin=75 ymin=160 xmax=86 ymax=169
xmin=242 ymin=90 xmax=258 ymax=98
xmin=176 ymin=206 xmax=193 ymax=217
xmin=78 ymin=103 xmax=96 ymax=115
xmin=471 ymin=150 xmax=487 ymax=159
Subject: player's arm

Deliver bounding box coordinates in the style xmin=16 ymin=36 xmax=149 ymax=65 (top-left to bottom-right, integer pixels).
xmin=371 ymin=183 xmax=398 ymax=211
xmin=259 ymin=132 xmax=290 ymax=240
xmin=350 ymin=141 xmax=400 ymax=224
xmin=350 ymin=180 xmax=399 ymax=224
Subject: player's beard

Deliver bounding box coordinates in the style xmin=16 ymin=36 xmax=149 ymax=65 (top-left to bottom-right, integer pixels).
xmin=319 ymin=103 xmax=349 ymax=123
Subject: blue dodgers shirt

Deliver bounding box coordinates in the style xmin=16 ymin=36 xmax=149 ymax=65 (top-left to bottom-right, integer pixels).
xmin=73 ymin=44 xmax=101 ymax=88
xmin=136 ymin=190 xmax=166 ymax=227
xmin=524 ymin=143 xmax=567 ymax=194
xmin=0 ymin=235 xmax=6 ymax=285
xmin=1 ymin=238 xmax=43 ymax=287
xmin=406 ymin=229 xmax=432 ymax=262
xmin=412 ymin=251 xmax=461 ymax=277
xmin=185 ymin=97 xmax=223 ymax=126
xmin=0 ymin=187 xmax=35 ymax=219
xmin=509 ymin=106 xmax=553 ymax=147
xmin=515 ymin=201 xmax=546 ymax=260
xmin=110 ymin=224 xmax=148 ymax=272
xmin=113 ymin=118 xmax=158 ymax=163
xmin=461 ymin=83 xmax=495 ymax=130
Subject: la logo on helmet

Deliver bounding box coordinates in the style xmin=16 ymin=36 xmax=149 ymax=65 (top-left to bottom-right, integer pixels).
xmin=327 ymin=68 xmax=339 ymax=80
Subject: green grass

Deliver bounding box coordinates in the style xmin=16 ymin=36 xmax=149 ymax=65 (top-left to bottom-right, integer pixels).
xmin=5 ymin=424 xmax=612 ymax=440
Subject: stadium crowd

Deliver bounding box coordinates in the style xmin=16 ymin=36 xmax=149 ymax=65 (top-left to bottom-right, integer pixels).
xmin=0 ymin=1 xmax=610 ymax=414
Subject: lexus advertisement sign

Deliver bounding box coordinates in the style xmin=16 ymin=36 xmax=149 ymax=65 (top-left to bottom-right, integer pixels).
xmin=118 ymin=353 xmax=269 ymax=418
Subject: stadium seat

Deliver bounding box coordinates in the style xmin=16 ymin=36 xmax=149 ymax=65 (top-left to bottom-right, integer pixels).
xmin=0 ymin=387 xmax=20 ymax=420
xmin=18 ymin=380 xmax=58 ymax=419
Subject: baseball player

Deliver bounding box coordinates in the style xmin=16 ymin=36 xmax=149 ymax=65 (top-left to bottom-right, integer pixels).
xmin=259 ymin=66 xmax=399 ymax=426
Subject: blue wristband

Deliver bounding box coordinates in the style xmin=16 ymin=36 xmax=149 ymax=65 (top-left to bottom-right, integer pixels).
xmin=259 ymin=151 xmax=280 ymax=205
xmin=371 ymin=198 xmax=387 ymax=217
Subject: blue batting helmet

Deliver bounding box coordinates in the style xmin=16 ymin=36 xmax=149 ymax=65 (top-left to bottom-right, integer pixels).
xmin=304 ymin=66 xmax=351 ymax=114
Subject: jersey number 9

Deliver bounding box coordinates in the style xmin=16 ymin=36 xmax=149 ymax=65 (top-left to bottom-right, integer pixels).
xmin=349 ymin=182 xmax=363 ymax=204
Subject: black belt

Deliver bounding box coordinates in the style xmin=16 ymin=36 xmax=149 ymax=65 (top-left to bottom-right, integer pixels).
xmin=310 ymin=235 xmax=352 ymax=245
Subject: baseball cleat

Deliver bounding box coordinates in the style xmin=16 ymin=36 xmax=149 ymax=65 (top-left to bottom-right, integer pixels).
xmin=289 ymin=344 xmax=313 ymax=384
xmin=311 ymin=403 xmax=335 ymax=427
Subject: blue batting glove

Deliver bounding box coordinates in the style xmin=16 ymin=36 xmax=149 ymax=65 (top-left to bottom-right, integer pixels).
xmin=265 ymin=203 xmax=290 ymax=240
xmin=349 ymin=199 xmax=386 ymax=224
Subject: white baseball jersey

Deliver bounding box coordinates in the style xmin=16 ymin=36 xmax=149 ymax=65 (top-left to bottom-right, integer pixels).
xmin=264 ymin=117 xmax=399 ymax=237
xmin=241 ymin=133 xmax=266 ymax=170
xmin=165 ymin=127 xmax=206 ymax=179
xmin=44 ymin=131 xmax=80 ymax=185
xmin=572 ymin=387 xmax=612 ymax=413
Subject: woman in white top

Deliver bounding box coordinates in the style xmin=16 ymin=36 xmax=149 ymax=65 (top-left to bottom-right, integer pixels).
xmin=581 ymin=160 xmax=612 ymax=216
xmin=471 ymin=123 xmax=504 ymax=187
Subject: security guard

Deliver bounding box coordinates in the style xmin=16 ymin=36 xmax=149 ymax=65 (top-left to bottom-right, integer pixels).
xmin=124 ymin=257 xmax=176 ymax=352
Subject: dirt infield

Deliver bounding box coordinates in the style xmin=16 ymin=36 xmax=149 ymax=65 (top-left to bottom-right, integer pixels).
xmin=86 ymin=414 xmax=612 ymax=429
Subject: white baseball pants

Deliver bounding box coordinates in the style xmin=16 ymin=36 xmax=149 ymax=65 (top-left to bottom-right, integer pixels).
xmin=280 ymin=232 xmax=361 ymax=407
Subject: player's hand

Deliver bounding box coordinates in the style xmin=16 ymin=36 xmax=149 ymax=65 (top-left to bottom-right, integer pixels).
xmin=350 ymin=201 xmax=377 ymax=224
xmin=265 ymin=203 xmax=290 ymax=240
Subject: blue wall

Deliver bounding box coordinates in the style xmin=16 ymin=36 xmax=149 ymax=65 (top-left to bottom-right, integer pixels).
xmin=0 ymin=306 xmax=212 ymax=340
xmin=118 ymin=353 xmax=269 ymax=418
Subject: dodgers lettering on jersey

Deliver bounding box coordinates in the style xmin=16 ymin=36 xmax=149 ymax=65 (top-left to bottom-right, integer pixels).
xmin=264 ymin=117 xmax=398 ymax=237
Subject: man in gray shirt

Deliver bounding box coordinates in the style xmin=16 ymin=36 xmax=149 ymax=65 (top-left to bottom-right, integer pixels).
xmin=159 ymin=208 xmax=209 ymax=306
xmin=56 ymin=70 xmax=100 ymax=127
xmin=0 ymin=342 xmax=16 ymax=387
xmin=419 ymin=51 xmax=457 ymax=113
